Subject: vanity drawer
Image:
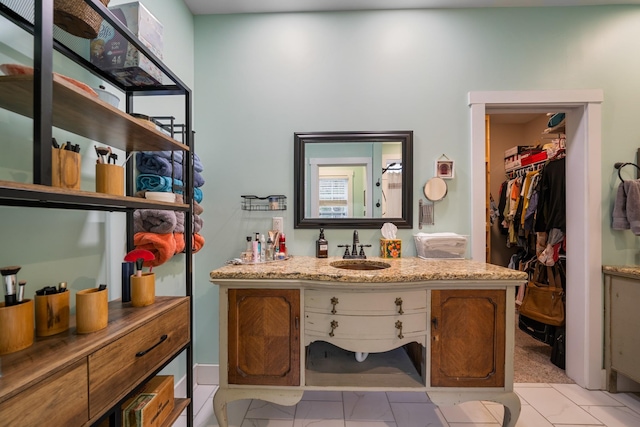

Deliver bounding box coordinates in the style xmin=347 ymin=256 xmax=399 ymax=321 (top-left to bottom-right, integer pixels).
xmin=305 ymin=290 xmax=426 ymax=315
xmin=0 ymin=359 xmax=88 ymax=426
xmin=88 ymin=299 xmax=189 ymax=418
xmin=305 ymin=312 xmax=427 ymax=340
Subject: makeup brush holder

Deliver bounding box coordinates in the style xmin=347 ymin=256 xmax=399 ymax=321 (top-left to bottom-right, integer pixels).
xmin=130 ymin=273 xmax=155 ymax=307
xmin=0 ymin=299 xmax=34 ymax=355
xmin=35 ymin=291 xmax=70 ymax=337
xmin=52 ymin=147 xmax=81 ymax=190
xmin=95 ymin=163 xmax=124 ymax=196
xmin=76 ymin=288 xmax=108 ymax=334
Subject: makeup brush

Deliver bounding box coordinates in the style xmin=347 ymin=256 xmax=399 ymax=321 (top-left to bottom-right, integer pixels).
xmin=124 ymin=249 xmax=155 ymax=276
xmin=1 ymin=265 xmax=21 ymax=306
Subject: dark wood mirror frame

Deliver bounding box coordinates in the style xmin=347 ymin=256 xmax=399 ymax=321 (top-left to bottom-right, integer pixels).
xmin=294 ymin=130 xmax=413 ymax=229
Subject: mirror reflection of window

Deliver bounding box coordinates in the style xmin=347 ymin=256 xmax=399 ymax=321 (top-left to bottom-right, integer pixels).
xmin=318 ymin=175 xmax=350 ymax=218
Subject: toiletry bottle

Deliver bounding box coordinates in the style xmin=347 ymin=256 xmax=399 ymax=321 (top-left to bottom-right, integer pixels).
xmin=253 ymin=233 xmax=260 ymax=262
xmin=260 ymin=234 xmax=266 ymax=262
xmin=278 ymin=233 xmax=287 ymax=259
xmin=316 ymin=227 xmax=328 ymax=258
xmin=246 ymin=236 xmax=252 ymax=252
xmin=265 ymin=235 xmax=274 ymax=261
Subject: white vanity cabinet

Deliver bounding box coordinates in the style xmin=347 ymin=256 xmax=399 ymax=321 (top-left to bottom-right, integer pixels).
xmin=211 ymin=257 xmax=525 ymax=427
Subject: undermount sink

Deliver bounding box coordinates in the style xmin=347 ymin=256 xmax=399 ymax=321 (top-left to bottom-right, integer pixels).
xmin=330 ymin=260 xmax=391 ymax=271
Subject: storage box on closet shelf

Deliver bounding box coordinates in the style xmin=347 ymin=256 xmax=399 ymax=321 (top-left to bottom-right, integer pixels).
xmin=413 ymin=232 xmax=467 ymax=259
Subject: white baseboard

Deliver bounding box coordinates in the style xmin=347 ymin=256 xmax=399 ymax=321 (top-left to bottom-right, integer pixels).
xmin=173 ymin=364 xmax=219 ymax=396
xmin=195 ymin=363 xmax=220 ymax=386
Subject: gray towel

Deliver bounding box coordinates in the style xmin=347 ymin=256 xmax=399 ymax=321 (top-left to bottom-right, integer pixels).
xmin=134 ymin=209 xmax=177 ymax=234
xmin=612 ymin=180 xmax=640 ymax=235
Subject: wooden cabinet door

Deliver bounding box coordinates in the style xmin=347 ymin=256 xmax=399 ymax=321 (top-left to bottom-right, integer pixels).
xmin=228 ymin=289 xmax=300 ymax=386
xmin=431 ymin=289 xmax=505 ymax=387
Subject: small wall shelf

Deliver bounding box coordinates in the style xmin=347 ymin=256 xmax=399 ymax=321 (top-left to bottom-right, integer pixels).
xmin=241 ymin=195 xmax=287 ymax=211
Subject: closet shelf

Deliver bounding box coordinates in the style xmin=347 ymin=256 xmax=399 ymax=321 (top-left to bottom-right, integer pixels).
xmin=0 ymin=75 xmax=189 ymax=153
xmin=0 ymin=180 xmax=190 ymax=212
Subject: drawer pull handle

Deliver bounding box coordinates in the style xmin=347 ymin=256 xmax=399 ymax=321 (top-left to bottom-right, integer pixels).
xmin=395 ymin=320 xmax=404 ymax=339
xmin=330 ymin=297 xmax=339 ymax=314
xmin=329 ymin=320 xmax=339 ymax=337
xmin=395 ymin=297 xmax=404 ymax=314
xmin=136 ymin=334 xmax=168 ymax=357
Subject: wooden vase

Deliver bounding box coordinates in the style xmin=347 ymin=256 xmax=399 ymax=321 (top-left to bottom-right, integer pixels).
xmin=76 ymin=288 xmax=108 ymax=334
xmin=131 ymin=273 xmax=155 ymax=307
xmin=0 ymin=299 xmax=34 ymax=355
xmin=51 ymin=147 xmax=81 ymax=190
xmin=35 ymin=291 xmax=70 ymax=337
xmin=95 ymin=163 xmax=124 ymax=196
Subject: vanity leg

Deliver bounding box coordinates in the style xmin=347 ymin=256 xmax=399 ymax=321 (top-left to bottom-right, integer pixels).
xmin=428 ymin=391 xmax=521 ymax=427
xmin=213 ymin=387 xmax=305 ymax=427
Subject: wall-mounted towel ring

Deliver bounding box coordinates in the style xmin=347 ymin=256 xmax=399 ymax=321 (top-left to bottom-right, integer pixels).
xmin=614 ymin=162 xmax=640 ymax=182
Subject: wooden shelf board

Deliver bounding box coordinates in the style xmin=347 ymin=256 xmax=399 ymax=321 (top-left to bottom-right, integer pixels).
xmin=0 ymin=75 xmax=188 ymax=152
xmin=0 ymin=180 xmax=190 ymax=212
xmin=161 ymin=398 xmax=191 ymax=427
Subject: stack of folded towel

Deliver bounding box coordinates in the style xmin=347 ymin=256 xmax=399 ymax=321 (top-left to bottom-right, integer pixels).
xmin=134 ymin=151 xmax=206 ymax=266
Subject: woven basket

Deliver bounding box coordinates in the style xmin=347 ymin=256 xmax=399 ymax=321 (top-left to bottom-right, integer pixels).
xmin=54 ymin=0 xmax=110 ymax=39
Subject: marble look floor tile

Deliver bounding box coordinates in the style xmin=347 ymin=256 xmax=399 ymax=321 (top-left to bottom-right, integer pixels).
xmin=245 ymin=400 xmax=296 ymax=420
xmin=241 ymin=419 xmax=294 ymax=427
xmin=343 ymin=391 xmax=394 ymax=422
xmin=605 ymin=392 xmax=640 ymax=415
xmin=173 ymin=415 xmax=187 ymax=427
xmin=386 ymin=391 xmax=431 ymax=403
xmin=199 ymin=399 xmax=252 ymax=427
xmin=551 ymin=384 xmax=622 ymax=406
xmin=438 ymin=401 xmax=499 ymax=424
xmin=195 ymin=385 xmax=218 ymax=415
xmin=447 ymin=424 xmax=499 ymax=427
xmin=515 ymin=387 xmax=601 ymax=425
xmin=301 ymin=391 xmax=343 ymax=401
xmin=345 ymin=422 xmax=396 ymax=427
xmin=390 ymin=402 xmax=448 ymax=427
xmin=515 ymin=383 xmax=552 ymax=388
xmin=292 ymin=420 xmax=345 ymax=427
xmin=293 ymin=400 xmax=344 ymax=420
xmin=484 ymin=403 xmax=553 ymax=427
xmin=581 ymin=405 xmax=640 ymax=427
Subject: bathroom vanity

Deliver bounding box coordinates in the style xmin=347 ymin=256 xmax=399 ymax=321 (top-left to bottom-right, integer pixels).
xmin=210 ymin=256 xmax=527 ymax=427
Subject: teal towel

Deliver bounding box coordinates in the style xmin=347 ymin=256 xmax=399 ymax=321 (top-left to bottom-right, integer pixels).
xmin=136 ymin=174 xmax=203 ymax=203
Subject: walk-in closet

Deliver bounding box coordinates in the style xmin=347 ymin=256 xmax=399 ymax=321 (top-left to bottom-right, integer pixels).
xmin=486 ymin=112 xmax=571 ymax=384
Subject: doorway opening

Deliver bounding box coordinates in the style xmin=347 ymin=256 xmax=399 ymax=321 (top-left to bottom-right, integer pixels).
xmin=469 ymin=90 xmax=603 ymax=390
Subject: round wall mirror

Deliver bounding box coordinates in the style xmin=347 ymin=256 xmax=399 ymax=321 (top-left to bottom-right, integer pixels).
xmin=424 ymin=177 xmax=448 ymax=201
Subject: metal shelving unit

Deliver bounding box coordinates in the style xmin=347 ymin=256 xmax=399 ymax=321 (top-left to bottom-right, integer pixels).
xmin=0 ymin=1 xmax=194 ymax=425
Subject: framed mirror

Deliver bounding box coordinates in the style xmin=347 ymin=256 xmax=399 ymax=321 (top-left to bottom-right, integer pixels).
xmin=294 ymin=131 xmax=413 ymax=229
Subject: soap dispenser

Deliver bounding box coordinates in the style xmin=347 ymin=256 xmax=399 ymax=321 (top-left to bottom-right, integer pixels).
xmin=316 ymin=228 xmax=328 ymax=258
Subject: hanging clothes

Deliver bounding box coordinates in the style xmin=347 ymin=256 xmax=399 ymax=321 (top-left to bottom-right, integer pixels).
xmin=535 ymin=156 xmax=566 ymax=233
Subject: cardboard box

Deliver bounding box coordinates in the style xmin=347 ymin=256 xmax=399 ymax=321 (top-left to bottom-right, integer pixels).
xmin=122 ymin=375 xmax=174 ymax=427
xmin=380 ymin=239 xmax=401 ymax=258
xmin=91 ymin=2 xmax=164 ymax=86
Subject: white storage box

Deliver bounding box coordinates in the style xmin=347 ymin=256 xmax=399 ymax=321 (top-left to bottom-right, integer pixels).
xmin=413 ymin=232 xmax=467 ymax=259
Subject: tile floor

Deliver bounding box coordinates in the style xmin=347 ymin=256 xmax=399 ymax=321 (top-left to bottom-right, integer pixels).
xmin=174 ymin=383 xmax=640 ymax=427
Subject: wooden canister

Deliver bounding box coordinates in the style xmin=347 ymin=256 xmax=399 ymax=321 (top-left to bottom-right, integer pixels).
xmin=131 ymin=273 xmax=155 ymax=307
xmin=52 ymin=147 xmax=81 ymax=190
xmin=35 ymin=291 xmax=70 ymax=337
xmin=95 ymin=163 xmax=124 ymax=196
xmin=76 ymin=288 xmax=108 ymax=334
xmin=0 ymin=299 xmax=34 ymax=355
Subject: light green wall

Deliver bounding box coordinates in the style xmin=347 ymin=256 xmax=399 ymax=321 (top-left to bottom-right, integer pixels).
xmin=194 ymin=6 xmax=640 ymax=364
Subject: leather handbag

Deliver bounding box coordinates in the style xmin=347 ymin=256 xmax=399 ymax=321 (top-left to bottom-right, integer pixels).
xmin=519 ymin=264 xmax=565 ymax=326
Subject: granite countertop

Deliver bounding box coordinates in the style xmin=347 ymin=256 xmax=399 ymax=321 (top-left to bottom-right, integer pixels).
xmin=602 ymin=265 xmax=640 ymax=279
xmin=210 ymin=256 xmax=528 ymax=283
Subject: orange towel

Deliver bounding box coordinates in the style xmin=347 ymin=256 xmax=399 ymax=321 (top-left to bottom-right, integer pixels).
xmin=134 ymin=232 xmax=176 ymax=267
xmin=174 ymin=232 xmax=205 ymax=254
